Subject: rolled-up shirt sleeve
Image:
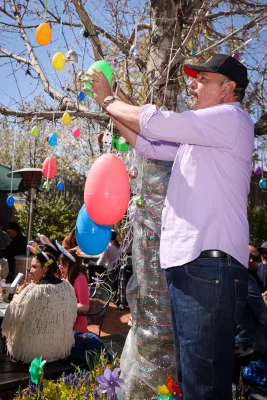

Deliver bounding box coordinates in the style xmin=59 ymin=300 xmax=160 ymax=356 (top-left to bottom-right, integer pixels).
xmin=135 ymin=134 xmax=179 ymax=161
xmin=139 ymin=103 xmax=239 ymax=148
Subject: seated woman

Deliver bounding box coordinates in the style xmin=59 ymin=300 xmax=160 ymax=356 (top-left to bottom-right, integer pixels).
xmin=56 ymin=241 xmax=89 ymax=333
xmin=2 ymin=242 xmax=77 ymax=364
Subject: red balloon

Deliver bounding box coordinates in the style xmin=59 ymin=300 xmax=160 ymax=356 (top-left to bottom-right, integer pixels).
xmin=84 ymin=153 xmax=130 ymax=225
xmin=42 ymin=156 xmax=57 ymax=178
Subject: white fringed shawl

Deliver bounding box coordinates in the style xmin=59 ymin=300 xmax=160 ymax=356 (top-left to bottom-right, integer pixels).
xmin=2 ymin=279 xmax=77 ymax=363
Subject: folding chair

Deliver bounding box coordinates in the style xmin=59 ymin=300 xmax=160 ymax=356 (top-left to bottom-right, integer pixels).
xmin=84 ymin=281 xmax=112 ymax=337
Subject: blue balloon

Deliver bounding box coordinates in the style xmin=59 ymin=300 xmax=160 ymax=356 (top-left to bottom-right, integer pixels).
xmin=78 ymin=91 xmax=85 ymax=101
xmin=76 ymin=205 xmax=111 ymax=255
xmin=48 ymin=132 xmax=57 ymax=146
xmin=57 ymin=181 xmax=64 ymax=191
xmin=6 ymin=195 xmax=14 ymax=207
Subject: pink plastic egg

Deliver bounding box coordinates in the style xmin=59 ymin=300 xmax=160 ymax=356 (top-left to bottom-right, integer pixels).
xmin=42 ymin=156 xmax=57 ymax=178
xmin=73 ymin=127 xmax=81 ymax=138
xmin=84 ymin=154 xmax=130 ymax=225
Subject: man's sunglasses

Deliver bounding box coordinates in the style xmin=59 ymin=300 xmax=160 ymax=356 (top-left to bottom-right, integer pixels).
xmin=249 ymin=254 xmax=259 ymax=262
xmin=261 ymin=251 xmax=267 ymax=256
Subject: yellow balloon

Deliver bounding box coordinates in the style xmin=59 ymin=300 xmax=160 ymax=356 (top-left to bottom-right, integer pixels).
xmin=62 ymin=112 xmax=71 ymax=125
xmin=158 ymin=385 xmax=170 ymax=396
xmin=52 ymin=52 xmax=65 ymax=70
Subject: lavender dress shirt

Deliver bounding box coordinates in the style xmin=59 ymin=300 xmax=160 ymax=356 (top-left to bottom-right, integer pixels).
xmin=135 ymin=102 xmax=254 ymax=269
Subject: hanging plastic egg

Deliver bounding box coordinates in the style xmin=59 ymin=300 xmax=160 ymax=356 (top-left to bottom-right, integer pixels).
xmin=135 ymin=194 xmax=145 ymax=208
xmin=254 ymin=165 xmax=262 ymax=175
xmin=80 ymin=28 xmax=89 ymax=38
xmin=48 ymin=132 xmax=57 ymax=146
xmin=190 ymin=48 xmax=197 ymax=56
xmin=62 ymin=112 xmax=71 ymax=125
xmin=43 ymin=181 xmax=50 ymax=191
xmin=84 ymin=154 xmax=130 ymax=225
xmin=103 ymin=129 xmax=112 ymax=146
xmin=6 ymin=195 xmax=14 ymax=207
xmin=73 ymin=127 xmax=81 ymax=138
xmin=160 ymin=105 xmax=168 ymax=111
xmin=77 ymin=91 xmax=85 ymax=101
xmin=129 ymin=45 xmax=140 ymax=60
xmin=31 ymin=126 xmax=39 ymax=137
xmin=98 ymin=133 xmax=104 ymax=145
xmin=128 ymin=166 xmax=138 ymax=179
xmin=57 ymin=181 xmax=64 ymax=191
xmin=232 ymin=53 xmax=240 ymax=61
xmin=52 ymin=52 xmax=65 ymax=70
xmin=35 ymin=23 xmax=52 ymax=46
xmin=77 ymin=70 xmax=85 ymax=80
xmin=112 ymin=135 xmax=129 ymax=152
xmin=84 ymin=60 xmax=112 ymax=98
xmin=64 ymin=49 xmax=78 ymax=64
xmin=259 ymin=178 xmax=267 ymax=190
xmin=42 ymin=156 xmax=57 ymax=178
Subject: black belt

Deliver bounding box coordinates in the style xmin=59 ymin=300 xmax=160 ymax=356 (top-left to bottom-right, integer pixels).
xmin=199 ymin=250 xmax=227 ymax=258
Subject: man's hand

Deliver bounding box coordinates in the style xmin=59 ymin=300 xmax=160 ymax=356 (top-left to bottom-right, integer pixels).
xmin=82 ymin=68 xmax=112 ymax=107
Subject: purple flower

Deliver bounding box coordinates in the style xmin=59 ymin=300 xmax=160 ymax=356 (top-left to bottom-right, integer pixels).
xmin=93 ymin=388 xmax=99 ymax=399
xmin=63 ymin=377 xmax=69 ymax=385
xmin=84 ymin=391 xmax=89 ymax=399
xmin=95 ymin=367 xmax=124 ymax=399
xmin=18 ymin=386 xmax=22 ymax=399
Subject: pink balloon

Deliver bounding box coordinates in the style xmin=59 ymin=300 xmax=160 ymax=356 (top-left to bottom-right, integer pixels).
xmin=42 ymin=156 xmax=57 ymax=178
xmin=73 ymin=127 xmax=81 ymax=138
xmin=84 ymin=154 xmax=130 ymax=225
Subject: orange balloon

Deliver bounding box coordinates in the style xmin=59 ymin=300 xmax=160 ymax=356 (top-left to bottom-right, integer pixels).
xmin=84 ymin=154 xmax=130 ymax=225
xmin=35 ymin=23 xmax=52 ymax=46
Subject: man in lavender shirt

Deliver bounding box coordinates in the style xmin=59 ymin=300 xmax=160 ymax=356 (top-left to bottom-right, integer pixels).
xmin=84 ymin=54 xmax=254 ymax=400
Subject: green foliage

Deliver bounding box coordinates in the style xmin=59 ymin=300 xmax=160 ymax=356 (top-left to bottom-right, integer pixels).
xmin=16 ymin=192 xmax=77 ymax=242
xmin=248 ymin=205 xmax=267 ymax=247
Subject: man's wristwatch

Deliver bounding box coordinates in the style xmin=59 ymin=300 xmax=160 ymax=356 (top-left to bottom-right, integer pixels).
xmin=102 ymin=96 xmax=116 ymax=112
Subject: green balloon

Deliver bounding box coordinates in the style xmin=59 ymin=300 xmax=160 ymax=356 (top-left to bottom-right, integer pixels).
xmin=84 ymin=60 xmax=112 ymax=98
xmin=31 ymin=126 xmax=39 ymax=137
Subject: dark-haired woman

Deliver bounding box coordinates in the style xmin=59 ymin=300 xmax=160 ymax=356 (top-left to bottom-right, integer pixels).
xmin=2 ymin=251 xmax=77 ymax=363
xmin=58 ymin=253 xmax=89 ymax=333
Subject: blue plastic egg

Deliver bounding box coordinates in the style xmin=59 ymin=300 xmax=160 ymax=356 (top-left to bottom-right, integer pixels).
xmin=76 ymin=205 xmax=111 ymax=255
xmin=259 ymin=178 xmax=267 ymax=190
xmin=78 ymin=91 xmax=85 ymax=101
xmin=48 ymin=132 xmax=57 ymax=147
xmin=6 ymin=195 xmax=14 ymax=207
xmin=57 ymin=181 xmax=64 ymax=191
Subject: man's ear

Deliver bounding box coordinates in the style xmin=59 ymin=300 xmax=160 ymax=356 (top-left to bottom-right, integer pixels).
xmin=222 ymin=80 xmax=236 ymax=97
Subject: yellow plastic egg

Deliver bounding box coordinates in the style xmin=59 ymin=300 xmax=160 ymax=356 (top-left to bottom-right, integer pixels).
xmin=62 ymin=112 xmax=71 ymax=125
xmin=158 ymin=385 xmax=170 ymax=396
xmin=52 ymin=52 xmax=65 ymax=70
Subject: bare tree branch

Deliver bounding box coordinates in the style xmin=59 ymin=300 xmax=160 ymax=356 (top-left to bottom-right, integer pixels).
xmin=71 ymin=0 xmax=104 ymax=60
xmin=0 ymin=105 xmax=109 ymax=122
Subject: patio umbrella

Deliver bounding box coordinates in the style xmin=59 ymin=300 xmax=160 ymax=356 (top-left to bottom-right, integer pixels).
xmin=0 ymin=164 xmax=27 ymax=193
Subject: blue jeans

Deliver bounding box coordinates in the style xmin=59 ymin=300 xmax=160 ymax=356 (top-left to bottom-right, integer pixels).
xmin=165 ymin=255 xmax=248 ymax=400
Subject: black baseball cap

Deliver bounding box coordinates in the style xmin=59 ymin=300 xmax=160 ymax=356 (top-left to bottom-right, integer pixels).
xmin=184 ymin=54 xmax=249 ymax=89
xmin=257 ymin=242 xmax=267 ymax=253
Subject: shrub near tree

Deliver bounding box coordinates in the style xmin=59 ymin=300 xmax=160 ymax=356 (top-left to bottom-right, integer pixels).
xmin=248 ymin=205 xmax=267 ymax=248
xmin=16 ymin=193 xmax=76 ymax=242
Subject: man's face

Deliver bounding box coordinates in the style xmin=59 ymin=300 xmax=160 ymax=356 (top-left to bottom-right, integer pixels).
xmin=7 ymin=228 xmax=16 ymax=239
xmin=188 ymin=72 xmax=229 ymax=111
xmin=248 ymin=245 xmax=259 ymax=271
xmin=260 ymin=249 xmax=267 ymax=266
